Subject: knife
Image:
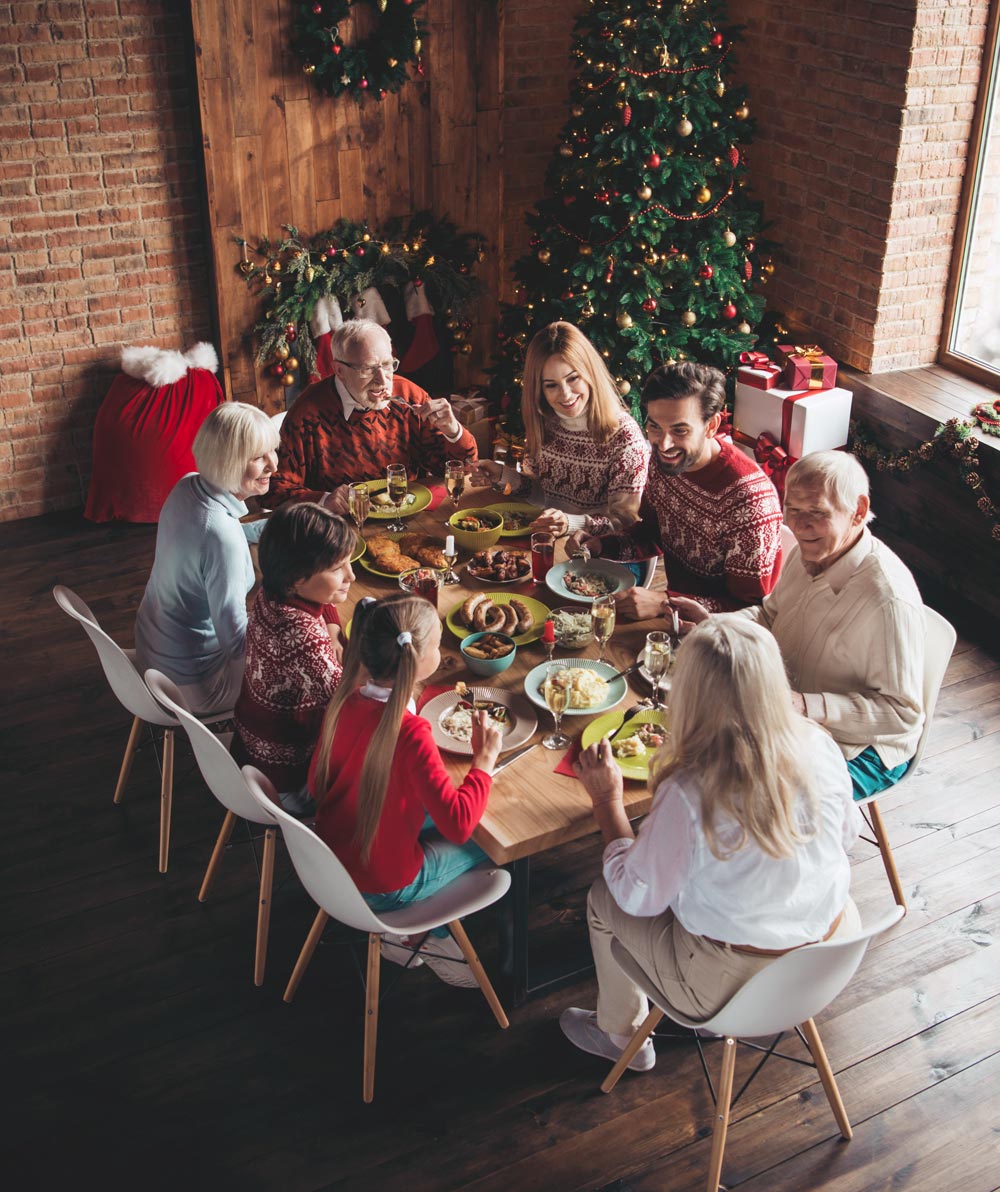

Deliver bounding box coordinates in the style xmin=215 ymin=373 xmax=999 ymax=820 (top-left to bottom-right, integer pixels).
xmin=492 ymin=742 xmax=538 ymax=774
xmin=605 ymin=661 xmax=640 ymax=684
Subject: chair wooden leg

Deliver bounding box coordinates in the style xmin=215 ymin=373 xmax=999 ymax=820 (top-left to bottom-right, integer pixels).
xmin=283 ymin=908 xmax=329 ymax=1003
xmin=600 ymin=1006 xmax=664 ymax=1094
xmin=113 ymin=714 xmax=143 ymax=804
xmin=706 ymin=1037 xmax=737 ymax=1192
xmin=253 ymin=827 xmax=276 ymax=988
xmin=198 ymin=810 xmax=237 ymax=902
xmin=800 ymin=1017 xmax=852 ymax=1140
xmin=157 ymin=728 xmax=174 ymax=874
xmin=868 ymin=800 xmax=907 ymax=909
xmin=363 ymin=932 xmax=380 ymax=1103
xmin=447 ymin=919 xmax=510 ymax=1029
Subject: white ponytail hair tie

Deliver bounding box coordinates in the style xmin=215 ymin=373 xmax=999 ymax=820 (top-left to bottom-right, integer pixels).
xmin=397 ymin=631 xmax=413 ymax=648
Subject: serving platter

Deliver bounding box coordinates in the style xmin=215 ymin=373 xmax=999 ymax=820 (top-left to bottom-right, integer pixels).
xmin=420 ymin=687 xmax=537 ymax=757
xmin=522 ymin=658 xmax=628 ymax=717
xmin=580 ymin=707 xmax=671 ymax=781
xmin=545 ymin=559 xmax=636 ymax=604
xmin=445 ymin=592 xmax=551 ymax=646
xmin=466 ymin=549 xmax=532 ymax=585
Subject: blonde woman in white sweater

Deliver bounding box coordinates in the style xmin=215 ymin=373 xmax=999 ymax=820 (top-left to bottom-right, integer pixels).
xmin=671 ymin=450 xmax=925 ymax=801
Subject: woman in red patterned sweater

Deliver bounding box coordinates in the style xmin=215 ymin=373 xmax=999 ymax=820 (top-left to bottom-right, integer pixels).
xmin=231 ymin=503 xmax=355 ymax=813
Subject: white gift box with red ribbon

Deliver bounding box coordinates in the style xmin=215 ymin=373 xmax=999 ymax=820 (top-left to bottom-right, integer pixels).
xmin=736 ymin=350 xmax=783 ymax=391
xmin=734 ymin=380 xmax=853 ymax=459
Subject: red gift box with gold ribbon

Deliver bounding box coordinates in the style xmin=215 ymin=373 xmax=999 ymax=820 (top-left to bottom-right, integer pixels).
xmin=777 ymin=343 xmax=838 ymax=391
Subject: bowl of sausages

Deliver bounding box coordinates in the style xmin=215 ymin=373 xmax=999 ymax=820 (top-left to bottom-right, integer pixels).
xmin=460 ymin=631 xmax=517 ymax=676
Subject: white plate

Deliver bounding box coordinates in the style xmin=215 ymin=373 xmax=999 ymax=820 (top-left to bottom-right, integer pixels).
xmin=635 ymin=648 xmax=675 ymax=693
xmin=545 ymin=559 xmax=637 ymax=604
xmin=420 ymin=687 xmax=537 ymax=756
xmin=522 ymin=658 xmax=628 ymax=717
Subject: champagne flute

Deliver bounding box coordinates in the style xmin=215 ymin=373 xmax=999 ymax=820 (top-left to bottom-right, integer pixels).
xmin=643 ymin=630 xmax=673 ymax=710
xmin=385 ymin=463 xmax=408 ymax=532
xmin=445 ymin=460 xmax=466 ymax=516
xmin=347 ymin=481 xmax=370 ymax=531
xmin=591 ymin=593 xmax=616 ymax=665
xmin=542 ymin=664 xmax=571 ymax=750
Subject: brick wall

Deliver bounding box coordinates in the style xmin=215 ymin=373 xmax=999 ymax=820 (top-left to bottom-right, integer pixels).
xmin=0 ymin=0 xmax=212 ymax=522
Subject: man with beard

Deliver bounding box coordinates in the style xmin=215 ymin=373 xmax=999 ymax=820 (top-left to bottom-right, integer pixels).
xmin=268 ymin=320 xmax=477 ymax=512
xmin=568 ymin=362 xmax=782 ymax=618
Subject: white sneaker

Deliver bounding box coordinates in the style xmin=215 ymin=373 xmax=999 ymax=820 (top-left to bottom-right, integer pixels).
xmin=559 ymin=1007 xmax=656 ymax=1072
xmin=419 ymin=933 xmax=480 ymax=988
xmin=380 ymin=932 xmax=423 ymax=968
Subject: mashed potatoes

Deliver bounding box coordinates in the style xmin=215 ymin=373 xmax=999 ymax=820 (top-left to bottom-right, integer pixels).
xmin=553 ymin=666 xmax=609 ymax=709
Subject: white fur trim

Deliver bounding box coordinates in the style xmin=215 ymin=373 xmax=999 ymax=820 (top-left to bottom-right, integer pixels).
xmin=352 ymin=286 xmax=391 ymax=325
xmin=120 ymin=342 xmax=218 ymax=387
xmin=309 ymin=295 xmax=344 ymax=338
xmin=403 ymin=280 xmax=434 ymax=321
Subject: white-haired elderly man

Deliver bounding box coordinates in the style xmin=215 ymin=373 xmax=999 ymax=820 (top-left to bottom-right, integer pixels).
xmin=673 ymin=451 xmax=925 ymax=801
xmin=269 ymin=319 xmax=477 ymax=512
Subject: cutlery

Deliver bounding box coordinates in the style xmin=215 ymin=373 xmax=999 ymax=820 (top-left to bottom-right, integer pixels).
xmin=607 ymin=703 xmax=646 ymax=746
xmin=604 ymin=661 xmax=640 ymax=684
xmin=493 ymin=742 xmax=538 ymax=774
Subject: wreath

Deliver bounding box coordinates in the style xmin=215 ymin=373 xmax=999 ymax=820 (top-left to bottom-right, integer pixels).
xmin=291 ymin=0 xmax=428 ymax=102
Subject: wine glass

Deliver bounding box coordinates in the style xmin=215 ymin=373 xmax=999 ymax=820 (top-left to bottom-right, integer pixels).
xmin=347 ymin=482 xmax=370 ymax=531
xmin=385 ymin=463 xmax=408 ymax=532
xmin=591 ymin=593 xmax=616 ymax=665
xmin=445 ymin=460 xmax=466 ymax=515
xmin=542 ymin=664 xmax=572 ymax=750
xmin=643 ymin=631 xmax=673 ymax=710
xmin=491 ymin=442 xmax=510 ymax=494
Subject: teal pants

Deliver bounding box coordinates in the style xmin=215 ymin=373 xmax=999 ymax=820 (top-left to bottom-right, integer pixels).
xmin=847 ymin=746 xmax=910 ymax=802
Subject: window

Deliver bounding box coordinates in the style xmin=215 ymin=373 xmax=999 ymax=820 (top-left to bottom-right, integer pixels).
xmin=941 ymin=0 xmax=1000 ymax=386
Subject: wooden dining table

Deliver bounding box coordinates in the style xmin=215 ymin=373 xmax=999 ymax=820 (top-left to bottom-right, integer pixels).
xmin=340 ymin=479 xmax=667 ymax=1003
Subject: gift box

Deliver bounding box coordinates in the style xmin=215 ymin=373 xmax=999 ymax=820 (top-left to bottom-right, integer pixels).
xmin=734 ymin=380 xmax=853 ymax=460
xmin=736 ymin=350 xmax=783 ymax=391
xmin=777 ymin=343 xmax=838 ymax=391
xmin=450 ymin=393 xmax=490 ymax=426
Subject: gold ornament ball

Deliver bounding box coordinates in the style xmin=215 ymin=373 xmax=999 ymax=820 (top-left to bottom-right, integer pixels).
xmin=716 ymin=79 xmax=725 ymax=97
xmin=617 ymin=311 xmax=634 ymax=329
xmin=737 ymin=321 xmax=751 ymax=334
xmin=460 ymin=343 xmax=473 ymax=355
xmin=579 ymin=244 xmax=593 ymax=256
xmin=676 ymin=116 xmax=693 ymax=137
xmin=644 ymin=251 xmax=659 ymax=266
xmin=618 ymin=379 xmax=632 ymax=396
xmin=681 ymin=310 xmax=697 ymax=326
xmin=387 ymin=57 xmax=398 ymax=68
xmin=734 ymin=104 xmax=750 ymax=120
xmin=571 ymin=104 xmax=584 ymax=117
xmin=637 ymin=185 xmax=653 ymax=201
xmin=696 ymin=186 xmax=712 ymax=204
xmin=303 ymin=63 xmax=315 ymax=75
xmin=304 ymin=266 xmax=315 ymax=282
xmin=281 ymin=372 xmax=296 ymax=387
xmin=723 ymin=228 xmax=737 ymax=247
xmin=581 ymin=301 xmax=595 ymax=318
xmin=537 ymin=248 xmax=551 ymax=263
xmin=763 ymin=260 xmax=776 ymax=275
xmin=413 ymin=38 xmax=422 ymax=54
xmin=275 ymin=344 xmax=290 ymax=360
xmin=559 ymin=144 xmax=574 ymax=158
xmin=286 ymin=357 xmax=299 ymax=371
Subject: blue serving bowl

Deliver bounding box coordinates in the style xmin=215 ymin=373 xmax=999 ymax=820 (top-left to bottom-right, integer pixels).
xmin=460 ymin=631 xmax=517 ymax=677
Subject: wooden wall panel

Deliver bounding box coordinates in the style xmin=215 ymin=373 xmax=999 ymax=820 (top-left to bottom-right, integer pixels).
xmin=191 ymin=0 xmax=501 ymax=409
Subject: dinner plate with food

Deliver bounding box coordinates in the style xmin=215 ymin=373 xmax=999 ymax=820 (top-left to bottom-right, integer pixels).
xmin=446 ymin=592 xmax=550 ymax=646
xmin=581 ymin=707 xmax=671 ymax=781
xmin=545 ymin=559 xmax=636 ymax=604
xmin=421 ymin=683 xmax=537 ymax=756
xmin=361 ymin=479 xmax=433 ymax=520
xmin=359 ymin=531 xmax=449 ymax=577
xmin=484 ymin=502 xmax=541 ymax=536
xmin=466 ymin=546 xmax=533 ymax=584
xmin=522 ymin=659 xmax=628 ymax=717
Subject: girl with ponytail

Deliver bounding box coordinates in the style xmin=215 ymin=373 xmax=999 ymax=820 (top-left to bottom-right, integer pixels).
xmin=309 ymin=593 xmax=503 ymax=985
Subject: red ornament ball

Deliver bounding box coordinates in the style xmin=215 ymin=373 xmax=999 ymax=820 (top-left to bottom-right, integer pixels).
xmin=379 ymin=90 xmax=386 ymax=99
xmin=355 ymin=246 xmax=365 ymax=256
xmin=710 ymin=31 xmax=724 ymax=48
xmin=332 ymin=44 xmax=341 ymax=55
xmin=272 ymin=363 xmax=284 ymax=377
xmin=642 ymin=298 xmax=657 ymax=313
xmin=728 ymin=145 xmax=740 ymax=168
xmin=414 ymin=277 xmax=424 ymax=287
xmin=622 ymin=103 xmax=632 ymax=127
xmin=699 ymin=263 xmax=714 ymax=279
xmin=646 ymin=152 xmax=661 ymax=168
xmin=561 ymin=290 xmax=574 ymax=300
xmin=311 ymin=1 xmax=322 ymax=12
xmin=287 ymin=330 xmax=297 ymax=342
xmin=359 ymin=78 xmax=369 ymax=90
xmin=722 ymin=302 xmax=738 ymax=319
xmin=600 ymin=28 xmax=613 ymax=39
xmin=595 ymin=189 xmax=609 ymax=203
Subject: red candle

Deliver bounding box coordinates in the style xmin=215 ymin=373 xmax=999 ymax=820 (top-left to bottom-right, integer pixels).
xmin=542 ymin=618 xmax=555 ymax=645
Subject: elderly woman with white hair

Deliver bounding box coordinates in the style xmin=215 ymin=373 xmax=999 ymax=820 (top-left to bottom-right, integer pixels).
xmin=672 ymin=450 xmax=925 ymax=802
xmin=134 ymin=401 xmax=280 ymax=715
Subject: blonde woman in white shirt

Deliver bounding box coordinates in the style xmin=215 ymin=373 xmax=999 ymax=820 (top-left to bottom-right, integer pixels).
xmin=560 ymin=615 xmax=861 ymax=1073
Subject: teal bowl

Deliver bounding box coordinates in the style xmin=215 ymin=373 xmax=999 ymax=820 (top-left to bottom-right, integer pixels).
xmin=460 ymin=631 xmax=517 ymax=677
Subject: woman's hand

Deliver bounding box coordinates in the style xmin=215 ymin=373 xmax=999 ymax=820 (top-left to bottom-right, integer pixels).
xmin=470 ymin=709 xmax=504 ymax=774
xmin=566 ymin=529 xmax=602 ymax=558
xmin=531 ymin=508 xmax=570 ymax=536
xmin=468 ymin=459 xmax=503 ymax=487
xmin=573 ymin=738 xmax=624 ymax=808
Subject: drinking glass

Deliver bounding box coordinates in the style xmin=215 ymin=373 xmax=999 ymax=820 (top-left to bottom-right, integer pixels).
xmin=591 ymin=593 xmax=616 ymax=665
xmin=643 ymin=631 xmax=673 ymax=709
xmin=399 ymin=567 xmax=442 ymax=610
xmin=347 ymin=482 xmax=370 ymax=531
xmin=445 ymin=460 xmax=466 ymax=514
xmin=385 ymin=463 xmax=408 ymax=532
xmin=542 ymin=664 xmax=571 ymax=750
xmin=530 ymin=531 xmax=555 ymax=584
xmin=491 ymin=442 xmax=511 ymax=494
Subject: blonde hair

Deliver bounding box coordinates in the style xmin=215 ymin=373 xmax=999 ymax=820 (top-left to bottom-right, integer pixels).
xmin=786 ymin=451 xmax=874 ymax=523
xmin=330 ymin=319 xmax=392 ymax=363
xmin=192 ymin=402 xmax=279 ymax=492
xmin=521 ymin=322 xmax=626 ymax=457
xmin=311 ymin=593 xmax=440 ymax=860
xmin=649 ymin=616 xmax=819 ymax=860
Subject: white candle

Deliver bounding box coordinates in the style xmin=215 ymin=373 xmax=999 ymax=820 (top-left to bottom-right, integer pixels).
xmin=445 ymin=534 xmax=455 ymax=555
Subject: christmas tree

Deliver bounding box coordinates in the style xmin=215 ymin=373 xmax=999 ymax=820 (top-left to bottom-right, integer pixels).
xmin=489 ymin=0 xmax=775 ymax=426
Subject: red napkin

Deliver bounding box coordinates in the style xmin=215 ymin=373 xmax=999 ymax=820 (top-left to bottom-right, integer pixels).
xmin=554 ymin=734 xmax=583 ymax=776
xmin=427 ymin=485 xmax=447 ymax=511
xmin=416 ymin=681 xmax=452 ymax=712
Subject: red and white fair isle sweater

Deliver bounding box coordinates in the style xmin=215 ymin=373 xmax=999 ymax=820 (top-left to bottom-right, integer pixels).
xmin=600 ymin=439 xmax=784 ymax=610
xmin=231 ymin=591 xmax=343 ymax=793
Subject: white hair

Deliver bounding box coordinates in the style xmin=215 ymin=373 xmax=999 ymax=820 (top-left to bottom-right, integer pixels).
xmin=193 ymin=402 xmax=279 ymax=492
xmin=330 ymin=319 xmax=391 ymax=362
xmin=785 ymin=451 xmax=874 ymax=523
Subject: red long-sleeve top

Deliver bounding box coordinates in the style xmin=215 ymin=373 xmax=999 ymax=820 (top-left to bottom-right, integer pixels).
xmin=309 ymin=690 xmax=492 ymax=894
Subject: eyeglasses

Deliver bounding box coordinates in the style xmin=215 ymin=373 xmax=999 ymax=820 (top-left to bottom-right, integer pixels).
xmin=335 ymin=357 xmax=400 ymax=381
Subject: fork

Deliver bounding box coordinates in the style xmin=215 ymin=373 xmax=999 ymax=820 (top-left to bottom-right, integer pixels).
xmin=607 ymin=702 xmax=646 ymax=746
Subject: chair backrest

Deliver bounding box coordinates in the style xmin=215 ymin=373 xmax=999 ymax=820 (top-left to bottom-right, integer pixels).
xmin=53 ymin=584 xmax=174 ymax=727
xmin=145 ymin=669 xmax=272 ymax=825
xmin=241 ymin=765 xmax=386 ymax=934
xmin=909 ymin=606 xmax=956 ymax=772
xmin=779 ymin=522 xmax=797 ymax=563
xmin=614 ymin=905 xmax=904 ymax=1038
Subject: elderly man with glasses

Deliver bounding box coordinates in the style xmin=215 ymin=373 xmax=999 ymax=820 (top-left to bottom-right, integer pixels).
xmin=269 ymin=320 xmax=477 ymax=512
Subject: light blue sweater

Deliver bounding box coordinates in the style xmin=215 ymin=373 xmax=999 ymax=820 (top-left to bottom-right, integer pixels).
xmin=135 ymin=473 xmax=255 ymax=685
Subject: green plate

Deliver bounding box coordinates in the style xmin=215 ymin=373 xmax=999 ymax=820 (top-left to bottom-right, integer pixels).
xmin=483 ymin=501 xmax=542 ymax=537
xmin=581 ymin=707 xmax=671 ymax=781
xmin=362 ymin=479 xmax=433 ymax=520
xmin=446 ymin=591 xmax=551 ymax=646
xmin=350 ymin=537 xmax=366 ymax=564
xmin=356 ymin=529 xmax=445 ymax=579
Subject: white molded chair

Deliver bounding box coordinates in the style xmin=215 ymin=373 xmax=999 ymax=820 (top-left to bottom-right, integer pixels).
xmin=602 ymin=906 xmax=905 ymax=1192
xmin=855 ymin=605 xmax=955 ymax=908
xmin=241 ymin=765 xmax=511 ymax=1103
xmin=145 ymin=669 xmax=279 ymax=986
xmin=53 ymin=584 xmax=232 ymax=873
xmin=779 ymin=521 xmax=797 ymax=562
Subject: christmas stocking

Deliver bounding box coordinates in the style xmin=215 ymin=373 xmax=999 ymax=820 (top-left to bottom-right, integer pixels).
xmin=309 ymin=295 xmax=344 ymax=381
xmin=352 ymin=286 xmax=391 ymax=325
xmin=399 ymin=280 xmax=439 ymax=373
